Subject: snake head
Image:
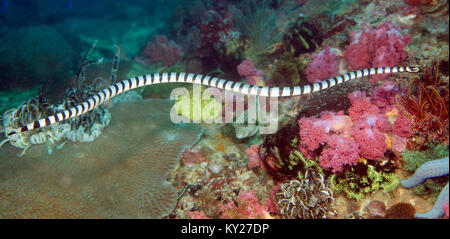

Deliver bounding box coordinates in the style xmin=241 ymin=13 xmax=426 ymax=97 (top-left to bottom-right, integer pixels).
xmin=406 ymin=66 xmax=420 ymax=73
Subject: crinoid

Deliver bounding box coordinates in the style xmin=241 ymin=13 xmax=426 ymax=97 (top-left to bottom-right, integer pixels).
xmin=1 ymin=87 xmax=66 ymax=155
xmin=396 ymin=61 xmax=449 ymax=142
xmin=56 ymin=40 xmax=116 ymax=143
xmin=274 ymin=167 xmax=336 ymax=219
xmin=1 ymin=41 xmax=120 ymax=155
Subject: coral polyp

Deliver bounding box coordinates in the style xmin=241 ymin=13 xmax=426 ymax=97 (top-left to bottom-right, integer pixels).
xmin=1 ymin=0 xmax=449 ymax=220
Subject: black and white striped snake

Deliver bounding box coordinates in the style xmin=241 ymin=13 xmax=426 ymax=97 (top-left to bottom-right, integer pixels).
xmin=6 ymin=66 xmax=420 ymax=136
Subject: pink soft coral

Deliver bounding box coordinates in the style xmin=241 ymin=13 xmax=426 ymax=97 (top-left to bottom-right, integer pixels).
xmin=305 ymin=45 xmax=339 ymax=83
xmin=298 ymin=111 xmax=352 ymax=152
xmin=348 ymin=91 xmax=380 ymax=121
xmin=298 ymin=111 xmax=357 ymax=172
xmin=351 ymin=114 xmax=389 ymax=160
xmin=319 ymin=135 xmax=359 ymax=173
xmin=237 ymin=59 xmax=264 ymax=85
xmin=392 ymin=115 xmax=413 ymax=137
xmin=371 ymin=81 xmax=398 ymax=113
xmin=344 ymin=22 xmax=411 ymax=84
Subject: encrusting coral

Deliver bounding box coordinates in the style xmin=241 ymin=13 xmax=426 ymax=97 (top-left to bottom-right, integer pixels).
xmin=0 ymin=99 xmax=204 ymax=218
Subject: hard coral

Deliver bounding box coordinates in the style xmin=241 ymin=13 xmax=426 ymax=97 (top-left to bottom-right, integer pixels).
xmin=306 ymin=45 xmax=339 ymax=83
xmin=344 ymin=21 xmax=411 ymax=84
xmin=0 ymin=100 xmax=204 ymax=218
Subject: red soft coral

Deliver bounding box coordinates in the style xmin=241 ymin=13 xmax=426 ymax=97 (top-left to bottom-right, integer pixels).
xmin=348 ymin=91 xmax=380 ymax=121
xmin=392 ymin=115 xmax=413 ymax=137
xmin=371 ymin=81 xmax=398 ymax=113
xmin=344 ymin=22 xmax=411 ymax=84
xmin=305 ymin=45 xmax=339 ymax=83
xmin=298 ymin=111 xmax=352 ymax=152
xmin=298 ymin=111 xmax=357 ymax=173
xmin=351 ymin=114 xmax=389 ymax=160
xmin=352 ymin=128 xmax=387 ymax=160
xmin=237 ymin=59 xmax=264 ymax=85
xmin=318 ymin=135 xmax=359 ymax=173
xmin=298 ymin=117 xmax=329 ymax=151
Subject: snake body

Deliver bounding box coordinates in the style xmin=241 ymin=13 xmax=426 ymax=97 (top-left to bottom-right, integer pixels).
xmin=6 ymin=66 xmax=420 ymax=136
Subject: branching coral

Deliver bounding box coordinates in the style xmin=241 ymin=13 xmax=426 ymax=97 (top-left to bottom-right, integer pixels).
xmin=395 ymin=62 xmax=449 ymax=142
xmin=274 ymin=168 xmax=336 ymax=219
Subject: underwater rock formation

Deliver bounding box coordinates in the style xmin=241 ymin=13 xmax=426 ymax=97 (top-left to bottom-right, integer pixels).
xmin=0 ymin=99 xmax=203 ymax=218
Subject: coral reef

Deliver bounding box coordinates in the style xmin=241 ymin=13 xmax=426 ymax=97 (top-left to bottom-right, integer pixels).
xmin=220 ymin=190 xmax=271 ymax=219
xmin=1 ymin=0 xmax=449 ymax=220
xmin=0 ymin=99 xmax=204 ymax=218
xmin=298 ymin=91 xmax=398 ymax=173
xmin=401 ymin=157 xmax=449 ymax=218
